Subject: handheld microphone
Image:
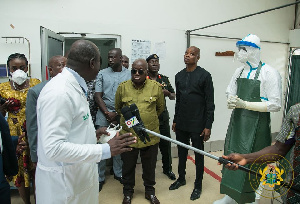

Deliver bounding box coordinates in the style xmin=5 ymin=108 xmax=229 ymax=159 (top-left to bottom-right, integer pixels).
xmin=129 ymin=104 xmax=150 ymax=142
xmin=121 ymin=105 xmax=149 ymax=144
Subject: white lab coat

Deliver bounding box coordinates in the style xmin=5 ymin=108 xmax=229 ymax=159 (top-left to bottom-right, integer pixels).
xmin=36 ymin=69 xmax=103 ymax=204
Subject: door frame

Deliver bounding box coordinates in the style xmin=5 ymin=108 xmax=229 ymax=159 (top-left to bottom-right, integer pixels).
xmin=40 ymin=26 xmax=65 ymax=81
xmin=40 ymin=28 xmax=121 ymax=81
xmin=59 ymin=33 xmax=121 ymax=48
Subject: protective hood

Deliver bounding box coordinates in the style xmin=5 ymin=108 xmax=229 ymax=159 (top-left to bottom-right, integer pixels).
xmin=236 ymin=34 xmax=260 ymax=49
xmin=235 ymin=34 xmax=261 ymax=68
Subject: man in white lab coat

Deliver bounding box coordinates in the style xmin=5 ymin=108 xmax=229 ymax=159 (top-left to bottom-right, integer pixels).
xmin=35 ymin=40 xmax=136 ymax=204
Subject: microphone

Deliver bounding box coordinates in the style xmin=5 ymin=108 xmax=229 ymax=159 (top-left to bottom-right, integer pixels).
xmin=129 ymin=104 xmax=150 ymax=142
xmin=121 ymin=105 xmax=149 ymax=144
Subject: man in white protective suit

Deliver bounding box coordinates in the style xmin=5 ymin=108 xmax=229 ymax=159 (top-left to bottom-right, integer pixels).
xmin=214 ymin=34 xmax=282 ymax=204
xmin=35 ymin=40 xmax=136 ymax=204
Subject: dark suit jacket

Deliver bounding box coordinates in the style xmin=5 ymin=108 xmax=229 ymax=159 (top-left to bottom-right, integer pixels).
xmin=0 ymin=114 xmax=18 ymax=177
xmin=26 ymin=80 xmax=48 ymax=162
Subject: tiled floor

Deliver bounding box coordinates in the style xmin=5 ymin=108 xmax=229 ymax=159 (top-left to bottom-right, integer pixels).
xmin=11 ymin=151 xmax=284 ymax=204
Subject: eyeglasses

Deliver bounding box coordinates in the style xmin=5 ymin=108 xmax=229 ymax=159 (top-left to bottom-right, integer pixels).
xmin=131 ymin=69 xmax=145 ymax=75
xmin=238 ymin=47 xmax=247 ymax=52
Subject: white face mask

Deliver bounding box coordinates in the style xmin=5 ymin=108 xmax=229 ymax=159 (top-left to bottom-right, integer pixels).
xmin=234 ymin=49 xmax=248 ymax=63
xmin=11 ymin=69 xmax=28 ymax=85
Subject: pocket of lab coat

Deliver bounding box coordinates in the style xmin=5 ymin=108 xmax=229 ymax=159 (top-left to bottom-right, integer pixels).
xmin=63 ymin=162 xmax=98 ymax=200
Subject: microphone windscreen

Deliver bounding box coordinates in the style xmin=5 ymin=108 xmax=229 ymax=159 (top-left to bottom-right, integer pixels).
xmin=121 ymin=106 xmax=133 ymax=120
xmin=129 ymin=103 xmax=138 ymax=112
xmin=121 ymin=104 xmax=149 ymax=144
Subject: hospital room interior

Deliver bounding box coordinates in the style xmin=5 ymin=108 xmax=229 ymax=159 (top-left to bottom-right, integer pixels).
xmin=1 ymin=0 xmax=300 ymax=204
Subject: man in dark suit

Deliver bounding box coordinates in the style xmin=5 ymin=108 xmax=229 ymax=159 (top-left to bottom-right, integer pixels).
xmin=26 ymin=55 xmax=66 ymax=202
xmin=26 ymin=55 xmax=66 ymax=166
xmin=169 ymin=46 xmax=215 ymax=201
xmin=0 ymin=113 xmax=18 ymax=204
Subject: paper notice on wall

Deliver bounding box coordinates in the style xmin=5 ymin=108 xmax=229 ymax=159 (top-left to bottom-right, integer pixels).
xmin=131 ymin=39 xmax=151 ymax=62
xmin=154 ymin=41 xmax=166 ymax=60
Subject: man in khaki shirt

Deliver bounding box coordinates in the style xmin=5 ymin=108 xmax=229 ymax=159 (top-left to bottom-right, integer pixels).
xmin=115 ymin=59 xmax=165 ymax=204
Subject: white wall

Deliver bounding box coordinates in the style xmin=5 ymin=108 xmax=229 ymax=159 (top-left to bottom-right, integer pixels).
xmin=0 ymin=0 xmax=295 ymax=142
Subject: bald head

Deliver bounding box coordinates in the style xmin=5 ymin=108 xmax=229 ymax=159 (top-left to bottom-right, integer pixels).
xmin=122 ymin=55 xmax=129 ymax=69
xmin=67 ymin=40 xmax=100 ymax=65
xmin=108 ymin=48 xmax=122 ymax=70
xmin=110 ymin=48 xmax=122 ymax=56
xmin=66 ymin=40 xmax=101 ymax=81
xmin=48 ymin=56 xmax=66 ymax=78
xmin=131 ymin=59 xmax=148 ymax=88
xmin=184 ymin=46 xmax=200 ymax=68
xmin=189 ymin=46 xmax=200 ymax=57
xmin=132 ymin=59 xmax=147 ymax=68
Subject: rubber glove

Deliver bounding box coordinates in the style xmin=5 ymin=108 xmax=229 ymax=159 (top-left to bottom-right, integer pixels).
xmin=227 ymin=95 xmax=267 ymax=112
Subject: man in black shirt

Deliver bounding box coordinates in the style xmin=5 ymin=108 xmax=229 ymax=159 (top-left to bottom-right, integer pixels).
xmin=169 ymin=46 xmax=215 ymax=201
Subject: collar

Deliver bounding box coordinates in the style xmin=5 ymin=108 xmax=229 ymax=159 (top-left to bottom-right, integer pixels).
xmin=109 ymin=66 xmax=127 ymax=72
xmin=65 ymin=67 xmax=88 ymax=94
xmin=131 ymin=78 xmax=147 ymax=89
xmin=147 ymin=74 xmax=161 ymax=80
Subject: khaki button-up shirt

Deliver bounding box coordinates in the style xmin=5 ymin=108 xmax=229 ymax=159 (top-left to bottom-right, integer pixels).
xmin=115 ymin=79 xmax=165 ymax=148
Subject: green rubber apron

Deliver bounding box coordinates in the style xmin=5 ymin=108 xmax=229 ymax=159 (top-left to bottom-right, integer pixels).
xmin=220 ymin=62 xmax=271 ymax=203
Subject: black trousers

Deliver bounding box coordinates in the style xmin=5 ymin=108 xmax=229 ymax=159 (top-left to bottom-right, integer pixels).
xmin=0 ymin=155 xmax=11 ymax=204
xmin=121 ymin=143 xmax=159 ymax=196
xmin=158 ymin=120 xmax=172 ymax=172
xmin=176 ymin=128 xmax=204 ymax=189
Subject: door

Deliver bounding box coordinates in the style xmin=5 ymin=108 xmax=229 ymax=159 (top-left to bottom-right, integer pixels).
xmin=40 ymin=28 xmax=121 ymax=81
xmin=61 ymin=34 xmax=121 ymax=70
xmin=40 ymin=26 xmax=65 ymax=81
xmin=284 ymin=48 xmax=300 ymax=113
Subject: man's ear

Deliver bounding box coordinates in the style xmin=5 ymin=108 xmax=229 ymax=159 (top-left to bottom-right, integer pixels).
xmin=90 ymin=58 xmax=95 ymax=69
xmin=48 ymin=67 xmax=53 ymax=75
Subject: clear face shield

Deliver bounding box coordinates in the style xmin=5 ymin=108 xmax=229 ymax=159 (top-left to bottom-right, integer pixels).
xmin=234 ymin=46 xmax=260 ymax=67
xmin=234 ymin=46 xmax=249 ymax=63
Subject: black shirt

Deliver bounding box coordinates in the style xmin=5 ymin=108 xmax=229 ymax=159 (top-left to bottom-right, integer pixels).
xmin=174 ymin=66 xmax=215 ymax=133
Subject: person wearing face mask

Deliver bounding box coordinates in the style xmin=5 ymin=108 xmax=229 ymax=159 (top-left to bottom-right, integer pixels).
xmin=214 ymin=34 xmax=282 ymax=204
xmin=0 ymin=53 xmax=40 ymax=204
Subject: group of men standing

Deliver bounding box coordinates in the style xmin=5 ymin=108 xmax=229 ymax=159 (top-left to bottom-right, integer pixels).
xmin=5 ymin=33 xmax=290 ymax=204
xmin=92 ymin=45 xmax=213 ymax=204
